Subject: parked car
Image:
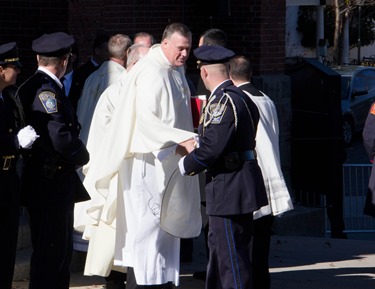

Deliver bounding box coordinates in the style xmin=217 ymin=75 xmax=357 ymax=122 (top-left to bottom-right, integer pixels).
xmin=332 ymin=66 xmax=375 ymax=145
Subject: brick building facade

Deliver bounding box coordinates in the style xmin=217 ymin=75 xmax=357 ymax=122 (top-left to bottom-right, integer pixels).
xmin=1 ymin=0 xmax=285 ymax=77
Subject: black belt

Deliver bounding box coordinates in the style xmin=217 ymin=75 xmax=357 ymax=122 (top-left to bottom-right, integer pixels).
xmin=1 ymin=155 xmax=16 ymax=171
xmin=211 ymin=150 xmax=257 ymax=173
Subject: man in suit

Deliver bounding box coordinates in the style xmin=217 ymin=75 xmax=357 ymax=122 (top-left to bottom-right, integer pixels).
xmin=195 ymin=28 xmax=228 ymax=97
xmin=179 ymin=45 xmax=268 ymax=289
xmin=17 ymin=32 xmax=90 ymax=289
xmin=62 ymin=43 xmax=78 ymax=97
xmin=69 ymin=33 xmax=110 ymax=111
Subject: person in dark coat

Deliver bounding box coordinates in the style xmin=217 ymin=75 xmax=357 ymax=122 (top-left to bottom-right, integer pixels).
xmin=0 ymin=41 xmax=38 ymax=289
xmin=68 ymin=33 xmax=110 ymax=111
xmin=17 ymin=32 xmax=90 ymax=289
xmin=362 ymin=102 xmax=375 ymax=217
xmin=178 ymin=45 xmax=268 ymax=289
xmin=195 ymin=28 xmax=228 ymax=98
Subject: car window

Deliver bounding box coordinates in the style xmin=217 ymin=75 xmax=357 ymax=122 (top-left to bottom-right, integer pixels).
xmin=364 ymin=69 xmax=375 ymax=90
xmin=341 ymin=77 xmax=350 ymax=99
xmin=352 ymin=70 xmax=368 ymax=94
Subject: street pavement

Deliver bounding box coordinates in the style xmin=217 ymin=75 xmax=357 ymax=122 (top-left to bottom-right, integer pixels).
xmin=12 ymin=233 xmax=375 ymax=289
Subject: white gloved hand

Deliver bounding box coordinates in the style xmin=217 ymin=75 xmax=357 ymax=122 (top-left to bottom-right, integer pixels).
xmin=17 ymin=125 xmax=40 ymax=149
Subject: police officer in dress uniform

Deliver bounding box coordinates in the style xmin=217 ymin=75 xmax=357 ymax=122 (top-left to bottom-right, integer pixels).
xmin=16 ymin=32 xmax=90 ymax=289
xmin=362 ymin=103 xmax=375 ymax=217
xmin=178 ymin=45 xmax=268 ymax=289
xmin=0 ymin=42 xmax=29 ymax=289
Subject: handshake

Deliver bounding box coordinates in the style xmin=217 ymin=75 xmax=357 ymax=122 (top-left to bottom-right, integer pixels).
xmin=17 ymin=125 xmax=39 ymax=149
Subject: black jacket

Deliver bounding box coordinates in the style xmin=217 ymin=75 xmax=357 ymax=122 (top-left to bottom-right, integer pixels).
xmin=17 ymin=70 xmax=89 ymax=206
xmin=0 ymin=86 xmax=23 ymax=157
xmin=68 ymin=60 xmax=98 ymax=111
xmin=183 ymin=80 xmax=268 ymax=216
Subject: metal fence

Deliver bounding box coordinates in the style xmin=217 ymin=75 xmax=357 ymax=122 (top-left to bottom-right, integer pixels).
xmin=292 ymin=164 xmax=375 ymax=236
xmin=340 ymin=164 xmax=375 ymax=233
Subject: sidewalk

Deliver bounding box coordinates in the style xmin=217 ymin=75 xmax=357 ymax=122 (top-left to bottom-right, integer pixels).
xmin=12 ymin=234 xmax=375 ymax=289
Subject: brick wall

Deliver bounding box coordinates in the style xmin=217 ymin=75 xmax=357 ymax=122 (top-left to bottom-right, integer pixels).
xmin=0 ymin=0 xmax=285 ymax=81
xmin=0 ymin=0 xmax=69 ymax=81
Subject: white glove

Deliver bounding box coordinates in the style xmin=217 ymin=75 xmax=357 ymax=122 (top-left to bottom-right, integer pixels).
xmin=17 ymin=125 xmax=40 ymax=149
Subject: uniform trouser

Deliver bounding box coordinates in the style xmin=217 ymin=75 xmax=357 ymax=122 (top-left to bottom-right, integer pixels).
xmin=0 ymin=169 xmax=20 ymax=289
xmin=206 ymin=213 xmax=253 ymax=289
xmin=252 ymin=215 xmax=274 ymax=289
xmin=325 ymin=192 xmax=346 ymax=238
xmin=125 ymin=267 xmax=173 ymax=289
xmin=27 ymin=202 xmax=74 ymax=289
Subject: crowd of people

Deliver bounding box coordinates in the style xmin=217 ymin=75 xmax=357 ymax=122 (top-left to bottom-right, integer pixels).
xmin=0 ymin=23 xmax=296 ymax=289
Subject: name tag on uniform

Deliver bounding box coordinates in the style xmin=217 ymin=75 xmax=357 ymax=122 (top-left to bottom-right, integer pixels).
xmin=39 ymin=91 xmax=57 ymax=113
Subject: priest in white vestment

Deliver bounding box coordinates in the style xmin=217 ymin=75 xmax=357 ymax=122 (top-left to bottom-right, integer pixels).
xmin=80 ymin=23 xmax=202 ymax=288
xmin=74 ymin=44 xmax=150 ymax=279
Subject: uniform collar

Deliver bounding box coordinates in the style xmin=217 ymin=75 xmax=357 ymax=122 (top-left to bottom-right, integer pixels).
xmin=209 ymin=79 xmax=232 ymax=100
xmin=37 ymin=66 xmax=64 ymax=89
xmin=237 ymin=81 xmax=251 ymax=88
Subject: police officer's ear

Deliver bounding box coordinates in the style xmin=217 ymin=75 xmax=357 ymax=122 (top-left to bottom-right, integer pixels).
xmin=61 ymin=53 xmax=71 ymax=67
xmin=200 ymin=65 xmax=209 ymax=79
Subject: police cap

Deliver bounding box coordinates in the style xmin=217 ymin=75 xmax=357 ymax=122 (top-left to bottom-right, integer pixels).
xmin=0 ymin=42 xmax=22 ymax=67
xmin=32 ymin=32 xmax=75 ymax=57
xmin=193 ymin=45 xmax=235 ymax=64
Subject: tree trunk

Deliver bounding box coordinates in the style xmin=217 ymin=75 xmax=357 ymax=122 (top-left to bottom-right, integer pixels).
xmin=333 ymin=0 xmax=342 ymax=64
xmin=341 ymin=10 xmax=350 ymax=64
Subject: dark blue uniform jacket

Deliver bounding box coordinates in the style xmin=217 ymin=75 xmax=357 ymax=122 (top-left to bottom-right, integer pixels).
xmin=0 ymin=86 xmax=22 ymax=157
xmin=17 ymin=70 xmax=89 ymax=207
xmin=183 ymin=80 xmax=268 ymax=216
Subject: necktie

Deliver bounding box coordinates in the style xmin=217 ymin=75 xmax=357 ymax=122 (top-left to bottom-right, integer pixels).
xmin=61 ymin=77 xmax=68 ymax=96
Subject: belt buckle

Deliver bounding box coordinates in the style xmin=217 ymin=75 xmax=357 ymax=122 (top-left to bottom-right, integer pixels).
xmin=3 ymin=155 xmax=15 ymax=171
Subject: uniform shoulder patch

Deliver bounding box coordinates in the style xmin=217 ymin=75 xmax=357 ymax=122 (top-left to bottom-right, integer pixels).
xmin=209 ymin=102 xmax=227 ymax=124
xmin=371 ymin=103 xmax=375 ymax=115
xmin=38 ymin=91 xmax=57 ymax=113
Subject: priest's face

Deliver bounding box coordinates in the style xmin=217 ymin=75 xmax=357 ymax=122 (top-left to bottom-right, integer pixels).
xmin=162 ymin=32 xmax=191 ymax=67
